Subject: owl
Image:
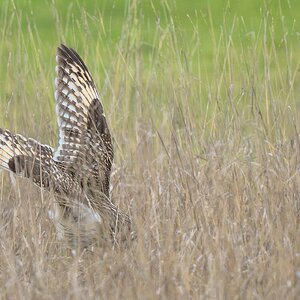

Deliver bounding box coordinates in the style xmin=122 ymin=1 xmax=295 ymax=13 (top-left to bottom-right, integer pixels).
xmin=0 ymin=44 xmax=132 ymax=248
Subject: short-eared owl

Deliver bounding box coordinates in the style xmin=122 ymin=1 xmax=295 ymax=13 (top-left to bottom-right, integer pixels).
xmin=0 ymin=44 xmax=131 ymax=248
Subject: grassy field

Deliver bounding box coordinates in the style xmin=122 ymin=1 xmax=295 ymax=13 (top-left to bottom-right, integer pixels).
xmin=0 ymin=0 xmax=300 ymax=298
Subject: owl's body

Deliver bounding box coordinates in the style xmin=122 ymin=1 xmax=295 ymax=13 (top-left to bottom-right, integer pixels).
xmin=0 ymin=45 xmax=131 ymax=248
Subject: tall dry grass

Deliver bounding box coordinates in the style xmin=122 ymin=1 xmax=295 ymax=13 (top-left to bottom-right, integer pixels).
xmin=0 ymin=1 xmax=300 ymax=299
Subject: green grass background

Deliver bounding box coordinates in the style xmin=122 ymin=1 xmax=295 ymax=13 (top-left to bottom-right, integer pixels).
xmin=2 ymin=0 xmax=299 ymax=67
xmin=1 ymin=0 xmax=299 ymax=141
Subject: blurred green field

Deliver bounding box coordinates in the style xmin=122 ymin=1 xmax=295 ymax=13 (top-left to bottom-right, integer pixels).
xmin=2 ymin=0 xmax=299 ymax=63
xmin=1 ymin=0 xmax=299 ymax=71
xmin=0 ymin=0 xmax=300 ymax=299
xmin=3 ymin=0 xmax=300 ymax=47
xmin=1 ymin=0 xmax=299 ymax=138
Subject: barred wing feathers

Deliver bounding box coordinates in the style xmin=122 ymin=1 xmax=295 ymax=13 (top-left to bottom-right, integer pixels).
xmin=54 ymin=44 xmax=113 ymax=195
xmin=0 ymin=128 xmax=54 ymax=188
xmin=0 ymin=45 xmax=132 ymax=247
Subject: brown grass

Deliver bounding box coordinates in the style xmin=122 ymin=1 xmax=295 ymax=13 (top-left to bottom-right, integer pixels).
xmin=0 ymin=1 xmax=300 ymax=299
xmin=1 ymin=120 xmax=300 ymax=299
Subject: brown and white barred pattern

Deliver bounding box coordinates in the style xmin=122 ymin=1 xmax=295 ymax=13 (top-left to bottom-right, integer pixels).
xmin=0 ymin=45 xmax=131 ymax=248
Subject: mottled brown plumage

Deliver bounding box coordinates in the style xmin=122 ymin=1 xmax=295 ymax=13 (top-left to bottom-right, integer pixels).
xmin=0 ymin=45 xmax=132 ymax=248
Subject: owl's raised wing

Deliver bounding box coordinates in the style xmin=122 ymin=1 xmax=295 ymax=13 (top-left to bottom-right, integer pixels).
xmin=53 ymin=44 xmax=113 ymax=196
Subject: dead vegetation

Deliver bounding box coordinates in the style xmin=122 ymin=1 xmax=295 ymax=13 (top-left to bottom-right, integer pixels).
xmin=0 ymin=1 xmax=300 ymax=299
